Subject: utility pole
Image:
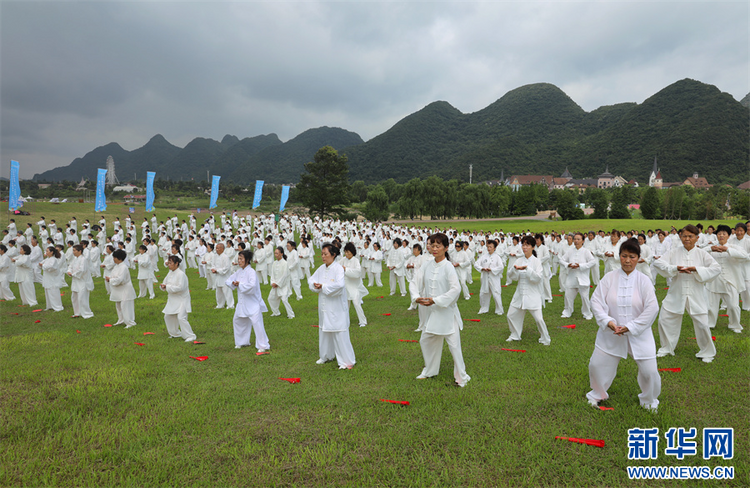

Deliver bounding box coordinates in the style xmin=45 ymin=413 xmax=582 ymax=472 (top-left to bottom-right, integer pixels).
xmin=469 ymin=164 xmax=473 ymax=184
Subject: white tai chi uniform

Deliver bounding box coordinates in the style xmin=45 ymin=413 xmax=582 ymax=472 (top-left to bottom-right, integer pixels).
xmin=588 ymin=268 xmax=661 ymax=411
xmin=559 ymin=245 xmax=596 ymax=320
xmin=474 ymin=250 xmax=504 ymax=315
xmin=387 ymin=246 xmax=407 ymax=296
xmin=368 ymin=249 xmax=383 ymax=287
xmin=161 ymin=268 xmax=197 ymax=341
xmin=706 ymin=244 xmax=748 ymax=333
xmin=506 ymin=254 xmax=549 ymax=345
xmin=287 ymin=249 xmax=304 ymax=300
xmin=342 ymin=255 xmax=368 ymax=327
xmin=212 ymin=252 xmax=235 ymax=309
xmin=41 ymin=256 xmax=64 ymax=311
xmin=134 ymin=252 xmax=156 ymax=299
xmin=268 ymin=258 xmax=294 ymax=318
xmin=0 ymin=253 xmax=16 ymax=300
xmin=68 ymin=255 xmax=94 ymax=318
xmin=226 ymin=266 xmax=270 ymax=351
xmin=411 ymin=258 xmax=470 ymax=387
xmin=14 ymin=254 xmax=38 ymax=306
xmin=310 ymin=261 xmax=356 ymax=369
xmin=109 ymin=261 xmax=137 ymax=327
xmin=653 ymin=245 xmax=721 ymax=361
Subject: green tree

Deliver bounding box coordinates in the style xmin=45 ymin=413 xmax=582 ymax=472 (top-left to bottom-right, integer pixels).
xmin=555 ymin=189 xmax=584 ymax=220
xmin=608 ymin=187 xmax=631 ymax=219
xmin=296 ymin=146 xmax=351 ymax=218
xmin=588 ymin=188 xmax=609 ymax=219
xmin=396 ymin=178 xmax=424 ymax=219
xmin=640 ymin=187 xmax=662 ymax=219
xmin=350 ymin=180 xmax=368 ymax=203
xmin=422 ymin=176 xmax=446 ymax=219
xmin=362 ymin=185 xmax=390 ymax=222
xmin=489 ymin=184 xmax=512 ymax=217
xmin=730 ymin=190 xmax=750 ymax=220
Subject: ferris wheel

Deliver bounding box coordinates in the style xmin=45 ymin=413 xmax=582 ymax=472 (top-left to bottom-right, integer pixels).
xmin=105 ymin=156 xmax=120 ymax=186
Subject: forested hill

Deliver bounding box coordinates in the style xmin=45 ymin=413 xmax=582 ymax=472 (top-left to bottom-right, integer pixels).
xmin=343 ymin=79 xmax=749 ymax=186
xmin=32 ymin=127 xmax=363 ymax=184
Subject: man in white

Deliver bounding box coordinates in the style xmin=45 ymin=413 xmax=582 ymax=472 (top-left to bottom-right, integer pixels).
xmin=653 ymin=225 xmax=721 ymax=363
xmin=386 ymin=238 xmax=407 ymax=296
xmin=106 ymin=249 xmax=137 ymax=328
xmin=474 ymin=239 xmax=504 ymax=315
xmin=559 ymin=233 xmax=597 ymax=320
xmin=212 ymin=243 xmax=234 ymax=309
xmin=227 ymin=250 xmax=270 ymax=352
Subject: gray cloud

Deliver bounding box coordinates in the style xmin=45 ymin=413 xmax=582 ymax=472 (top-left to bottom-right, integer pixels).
xmin=2 ymin=0 xmax=747 ymax=178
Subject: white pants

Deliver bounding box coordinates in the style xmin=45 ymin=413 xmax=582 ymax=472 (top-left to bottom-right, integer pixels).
xmin=216 ymin=285 xmax=234 ymax=308
xmin=458 ymin=275 xmax=470 ymax=300
xmin=291 ymin=276 xmax=302 ymax=300
xmin=233 ymin=313 xmax=270 ymax=350
xmin=268 ymin=289 xmax=294 ymax=318
xmin=590 ymin=261 xmax=601 ymax=286
xmin=741 ymin=284 xmax=750 ymax=311
xmin=198 ymin=263 xmax=206 ymax=278
xmin=542 ymin=276 xmax=552 ymax=302
xmin=563 ymin=285 xmax=592 ymax=319
xmin=587 ymin=347 xmax=660 ymax=410
xmin=478 ymin=281 xmax=503 ymax=314
xmin=205 ymin=271 xmax=215 ymax=290
xmin=44 ymin=287 xmax=64 ymax=311
xmin=164 ymin=310 xmax=196 ymax=340
xmin=419 ymin=330 xmax=470 ymax=386
xmin=71 ymin=289 xmax=93 ymax=318
xmin=369 ymin=270 xmax=382 ymax=287
xmin=389 ymin=270 xmax=405 ymax=295
xmin=115 ymin=299 xmax=136 ymax=326
xmin=657 ymin=304 xmax=715 ymax=360
xmin=138 ymin=279 xmax=155 ymax=299
xmin=708 ymin=289 xmax=742 ymax=332
xmin=302 ymin=265 xmax=312 ymax=281
xmin=507 ymin=306 xmax=549 ymax=345
xmin=349 ymin=296 xmax=367 ymax=326
xmin=186 ymin=254 xmax=197 ymax=269
xmin=18 ymin=280 xmax=38 ymax=306
xmin=0 ymin=279 xmax=16 ymax=300
xmin=319 ymin=329 xmax=356 ymax=368
xmin=256 ymin=269 xmax=268 ymax=285
xmin=558 ymin=267 xmax=568 ymax=292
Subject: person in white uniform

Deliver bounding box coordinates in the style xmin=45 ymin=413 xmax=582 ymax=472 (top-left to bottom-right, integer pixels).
xmin=506 ymin=236 xmax=550 ymax=345
xmin=226 ymin=250 xmax=270 ymax=352
xmin=286 ymin=241 xmax=304 ymax=300
xmin=13 ymin=245 xmax=38 ymax=306
xmin=559 ymin=233 xmax=597 ymax=320
xmin=587 ymin=238 xmax=661 ymax=411
xmin=342 ymin=242 xmax=368 ymax=327
xmin=310 ymin=243 xmax=356 ymax=369
xmin=368 ymin=243 xmax=384 ymax=287
xmin=652 ymin=225 xmax=721 ymax=363
xmin=412 ymin=233 xmax=471 ymax=387
xmin=0 ymin=245 xmax=16 ymax=301
xmin=452 ymin=241 xmax=472 ymax=301
xmin=474 ymin=239 xmax=504 ymax=315
xmin=706 ymin=224 xmax=748 ymax=333
xmin=387 ymin=238 xmax=407 ymax=296
xmin=106 ymin=249 xmax=137 ymax=328
xmin=40 ymin=246 xmax=64 ymax=311
xmin=268 ymin=247 xmax=295 ymax=319
xmin=160 ymin=255 xmax=197 ymax=342
xmin=67 ymin=244 xmax=94 ymax=318
xmin=212 ymin=243 xmax=235 ymax=309
xmin=134 ymin=245 xmax=156 ymax=299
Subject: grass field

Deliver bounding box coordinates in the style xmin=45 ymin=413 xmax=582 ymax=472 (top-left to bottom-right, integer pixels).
xmin=1 ymin=202 xmax=748 ymax=486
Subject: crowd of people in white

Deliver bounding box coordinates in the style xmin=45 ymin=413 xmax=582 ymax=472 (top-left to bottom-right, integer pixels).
xmin=2 ymin=211 xmax=748 ymax=406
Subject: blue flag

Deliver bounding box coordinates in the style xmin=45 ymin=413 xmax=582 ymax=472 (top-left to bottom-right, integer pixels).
xmin=95 ymin=168 xmax=108 ymax=212
xmin=279 ymin=185 xmax=290 ymax=212
xmin=252 ymin=180 xmax=264 ymax=209
xmin=209 ymin=175 xmax=221 ymax=209
xmin=129 ymin=207 xmax=135 ymax=213
xmin=146 ymin=171 xmax=156 ymax=212
xmin=9 ymin=160 xmax=21 ymax=210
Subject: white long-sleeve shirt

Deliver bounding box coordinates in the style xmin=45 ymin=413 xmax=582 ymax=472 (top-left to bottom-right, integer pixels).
xmin=653 ymin=245 xmax=721 ymax=315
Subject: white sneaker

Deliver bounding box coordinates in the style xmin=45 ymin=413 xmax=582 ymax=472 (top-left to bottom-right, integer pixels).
xmin=257 ymin=349 xmax=269 ymax=353
xmin=701 ymin=357 xmax=714 ymax=363
xmin=125 ymin=324 xmax=136 ymax=329
xmin=235 ymin=345 xmax=242 ymax=349
xmin=316 ymin=358 xmax=326 ymax=365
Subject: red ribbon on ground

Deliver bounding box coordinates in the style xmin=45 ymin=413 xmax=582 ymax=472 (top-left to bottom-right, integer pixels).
xmin=378 ymin=296 xmax=384 ymax=299
xmin=599 ymin=406 xmax=614 ymax=411
xmin=719 ymin=314 xmax=729 ymax=317
xmin=555 ymin=436 xmax=605 ymax=448
xmin=34 ymin=320 xmax=41 ymax=323
xmin=143 ymin=332 xmax=155 ymax=335
xmin=659 ymin=368 xmax=681 ymax=372
xmin=60 ymin=292 xmax=65 ymax=296
xmin=279 ymin=377 xmax=301 ymax=383
xmin=310 ymin=324 xmax=319 ymax=328
xmin=193 ymin=341 xmax=206 ymax=344
xmin=552 ymin=294 xmax=563 ymax=297
xmin=501 ymin=348 xmax=527 ymax=353
xmin=465 ymin=319 xmax=481 ymax=322
xmin=32 ymin=309 xmax=42 ymax=312
xmin=190 ymin=356 xmax=208 ymax=361
xmin=663 ymin=287 xmax=669 ymax=290
xmin=379 ymin=399 xmax=410 ymax=406
xmin=134 ymin=342 xmax=145 ymax=346
xmin=561 ymin=324 xmax=576 ymax=329
xmin=104 ymin=324 xmax=113 ymax=327
xmin=399 ymin=339 xmax=418 ymax=342
xmin=76 ymin=330 xmax=81 ymax=334
xmin=689 ymin=337 xmax=716 ymax=341
xmin=256 ymin=352 xmax=270 ymax=356
xmin=11 ymin=313 xmax=18 ymax=315
xmin=382 ymin=313 xmax=391 ymax=316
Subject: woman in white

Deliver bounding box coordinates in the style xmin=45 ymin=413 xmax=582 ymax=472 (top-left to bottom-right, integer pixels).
xmin=298 ymin=239 xmax=313 ymax=281
xmin=286 ymin=241 xmax=304 ymax=300
xmin=40 ymin=246 xmax=64 ymax=311
xmin=106 ymin=249 xmax=137 ymax=328
xmin=211 ymin=243 xmax=234 ymax=309
xmin=534 ymin=234 xmax=553 ymax=303
xmin=310 ymin=243 xmax=356 ymax=369
xmin=588 ymin=238 xmax=661 ymax=411
xmin=405 ymin=244 xmax=425 ymax=311
xmin=412 ymin=233 xmax=470 ymax=387
xmin=368 ymin=242 xmax=384 ymax=287
xmin=227 ymin=250 xmax=270 ymax=352
xmin=386 ymin=238 xmax=407 ymax=296
xmin=635 ymin=234 xmax=653 ymax=278
xmin=651 ymin=230 xmax=672 ymax=285
xmin=0 ymin=245 xmax=16 ymax=301
xmin=160 ymin=255 xmax=197 ymax=341
xmin=559 ymin=233 xmax=597 ymax=320
xmin=67 ymin=244 xmax=94 ymax=318
xmin=706 ymin=225 xmax=748 ymax=333
xmin=360 ymin=240 xmax=372 ymax=284
xmin=342 ymin=242 xmax=368 ymax=327
xmin=101 ymin=245 xmax=115 ymax=294
xmin=451 ymin=241 xmax=472 ymax=301
xmin=506 ymin=236 xmax=549 ymax=345
xmin=185 ymin=235 xmax=198 ymax=269
xmin=653 ymin=225 xmax=721 ymax=363
xmin=13 ymin=245 xmax=38 ymax=306
xmin=601 ymin=231 xmax=622 ymax=275
xmin=133 ymin=245 xmax=156 ymax=299
xmin=268 ymin=247 xmax=294 ymax=318
xmin=195 ymin=239 xmax=208 ymax=278
xmin=124 ymin=237 xmax=136 ymax=269
xmin=202 ymin=242 xmax=216 ymax=291
xmin=505 ymin=236 xmax=522 ymax=285
xmin=88 ymin=240 xmax=102 ymax=278
xmin=474 ymin=239 xmax=505 ymax=315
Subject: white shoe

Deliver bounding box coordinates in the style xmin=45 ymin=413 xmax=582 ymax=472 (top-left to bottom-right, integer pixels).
xmin=184 ymin=337 xmax=196 ymax=342
xmin=656 ymin=350 xmax=671 ymax=358
xmin=125 ymin=324 xmax=136 ymax=329
xmin=316 ymin=358 xmax=326 ymax=365
xmin=506 ymin=337 xmax=519 ymax=342
xmin=496 ymin=311 xmax=504 ymax=316
xmin=732 ymin=329 xmax=742 ymax=334
xmin=270 ymin=313 xmax=280 ymax=317
xmin=257 ymin=348 xmax=269 ymax=353
xmin=359 ymin=324 xmax=366 ymax=327
xmin=235 ymin=345 xmax=242 ymax=349
xmin=215 ymin=306 xmax=223 ymax=309
xmin=701 ymin=357 xmax=713 ymax=363
xmin=561 ymin=314 xmax=571 ymax=319
xmin=416 ymin=374 xmax=429 ymax=380
xmin=584 ymin=316 xmax=593 ymax=321
xmin=587 ymin=397 xmax=599 ymax=408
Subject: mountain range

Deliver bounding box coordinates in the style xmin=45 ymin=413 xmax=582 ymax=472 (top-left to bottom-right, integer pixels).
xmin=33 ymin=78 xmax=749 ymax=186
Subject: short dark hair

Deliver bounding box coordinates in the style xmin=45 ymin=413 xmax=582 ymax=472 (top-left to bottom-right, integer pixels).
xmin=344 ymin=242 xmax=357 ymax=256
xmin=112 ymin=249 xmax=127 ymax=261
xmin=322 ymin=242 xmax=340 ymax=257
xmin=681 ymin=224 xmax=700 ymax=236
xmin=619 ymin=238 xmax=641 ymax=257
xmin=716 ymin=225 xmax=732 ymax=236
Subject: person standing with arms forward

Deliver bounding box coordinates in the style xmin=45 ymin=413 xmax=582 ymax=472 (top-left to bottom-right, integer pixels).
xmin=310 ymin=243 xmax=356 ymax=369
xmin=268 ymin=247 xmax=295 ymax=319
xmin=474 ymin=239 xmax=504 ymax=315
xmin=506 ymin=236 xmax=550 ymax=346
xmin=653 ymin=225 xmax=721 ymax=363
xmin=227 ymin=250 xmax=270 ymax=352
xmin=212 ymin=243 xmax=235 ymax=309
xmin=107 ymin=249 xmax=137 ymax=328
xmin=587 ymin=238 xmax=661 ymax=411
xmin=160 ymin=255 xmax=197 ymax=342
xmin=559 ymin=233 xmax=596 ymax=320
xmin=412 ymin=233 xmax=470 ymax=387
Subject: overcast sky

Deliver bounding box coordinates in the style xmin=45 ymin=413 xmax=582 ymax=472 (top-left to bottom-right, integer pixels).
xmin=1 ymin=0 xmax=747 ymax=179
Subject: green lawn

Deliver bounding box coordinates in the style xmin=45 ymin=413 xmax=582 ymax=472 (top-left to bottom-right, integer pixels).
xmin=1 ymin=202 xmax=748 ymax=486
